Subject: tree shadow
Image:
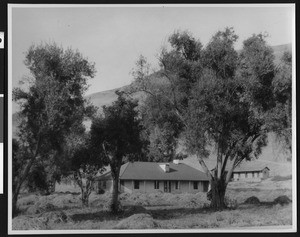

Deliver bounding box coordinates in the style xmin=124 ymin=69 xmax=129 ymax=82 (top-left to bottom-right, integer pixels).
xmin=69 ymin=199 xmax=292 ymax=223
xmin=69 ymin=205 xmax=199 ymax=222
xmin=239 ymin=201 xmax=291 ymax=210
xmin=147 ymin=206 xmax=214 ymax=220
xmin=70 ymin=210 xmax=121 ymax=222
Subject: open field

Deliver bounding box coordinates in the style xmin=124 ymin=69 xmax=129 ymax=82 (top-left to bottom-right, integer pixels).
xmin=12 ymin=176 xmax=293 ymax=231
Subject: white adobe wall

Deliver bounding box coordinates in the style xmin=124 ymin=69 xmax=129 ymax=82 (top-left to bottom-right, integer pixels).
xmin=126 ymin=180 xmax=163 ymax=193
xmin=121 ymin=180 xmax=208 ymax=194
xmin=232 ymin=171 xmax=263 ymax=182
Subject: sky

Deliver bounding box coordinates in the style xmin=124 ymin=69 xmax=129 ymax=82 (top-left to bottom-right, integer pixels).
xmin=11 ymin=4 xmax=294 ymax=96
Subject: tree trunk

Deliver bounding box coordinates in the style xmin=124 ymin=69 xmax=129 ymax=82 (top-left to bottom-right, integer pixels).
xmin=12 ymin=191 xmax=19 ymax=217
xmin=12 ymin=136 xmax=41 ymax=217
xmin=81 ymin=191 xmax=89 ymax=207
xmin=81 ymin=179 xmax=94 ymax=207
xmin=12 ymin=158 xmax=35 ymax=217
xmin=210 ymin=178 xmax=226 ymax=211
xmin=110 ymin=175 xmax=120 ymax=214
xmin=74 ymin=173 xmax=94 ymax=207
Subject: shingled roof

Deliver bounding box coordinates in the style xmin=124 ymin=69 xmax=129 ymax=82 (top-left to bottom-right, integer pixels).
xmin=233 ymin=162 xmax=270 ymax=172
xmin=96 ymin=161 xmax=209 ymax=181
xmin=181 ymin=155 xmax=270 ymax=173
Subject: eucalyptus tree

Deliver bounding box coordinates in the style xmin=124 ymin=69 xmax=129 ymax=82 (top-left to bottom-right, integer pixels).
xmin=131 ymin=28 xmax=279 ymax=210
xmin=12 ymin=42 xmax=96 ymax=216
xmin=90 ymin=91 xmax=145 ymax=213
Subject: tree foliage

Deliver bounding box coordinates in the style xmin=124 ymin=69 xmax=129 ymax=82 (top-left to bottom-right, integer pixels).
xmin=62 ymin=130 xmax=105 ymax=206
xmin=131 ymin=28 xmax=288 ymax=210
xmin=90 ymin=91 xmax=145 ymax=213
xmin=266 ymin=51 xmax=292 ymax=153
xmin=12 ymin=42 xmax=96 ymax=216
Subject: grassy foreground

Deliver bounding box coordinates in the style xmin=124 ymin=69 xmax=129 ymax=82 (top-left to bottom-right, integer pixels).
xmin=12 ymin=178 xmax=293 ymax=230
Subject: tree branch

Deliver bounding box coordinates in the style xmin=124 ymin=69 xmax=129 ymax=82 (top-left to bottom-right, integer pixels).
xmin=102 ymin=142 xmax=113 ymax=162
xmin=13 ymin=135 xmax=42 ymax=201
xmin=225 ymin=154 xmax=238 ymax=184
xmin=196 ymin=154 xmax=214 ymax=181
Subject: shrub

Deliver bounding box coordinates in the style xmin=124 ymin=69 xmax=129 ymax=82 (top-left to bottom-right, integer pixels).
xmin=273 ymin=195 xmax=291 ymax=205
xmin=216 ymin=213 xmax=225 ymax=221
xmin=244 ymin=196 xmax=260 ymax=204
xmin=225 ymin=197 xmax=238 ymax=209
xmin=97 ymin=189 xmax=105 ymax=195
xmin=119 ymin=192 xmax=130 ymax=201
xmin=39 ymin=211 xmax=70 ymax=225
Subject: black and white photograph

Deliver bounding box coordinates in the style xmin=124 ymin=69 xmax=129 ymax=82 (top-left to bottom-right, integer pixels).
xmin=7 ymin=3 xmax=296 ymax=234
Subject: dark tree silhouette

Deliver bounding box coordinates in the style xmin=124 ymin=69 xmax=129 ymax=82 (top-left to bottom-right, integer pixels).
xmin=90 ymin=91 xmax=145 ymax=213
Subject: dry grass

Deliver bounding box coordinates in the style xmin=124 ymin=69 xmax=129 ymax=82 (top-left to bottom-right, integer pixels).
xmin=13 ymin=179 xmax=293 ymax=230
xmin=272 ymin=175 xmax=292 ymax=182
xmin=114 ymin=213 xmax=159 ymax=229
xmin=156 ymin=203 xmax=292 ymax=229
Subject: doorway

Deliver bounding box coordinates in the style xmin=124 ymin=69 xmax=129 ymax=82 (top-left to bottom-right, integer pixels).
xmin=164 ymin=181 xmax=171 ymax=193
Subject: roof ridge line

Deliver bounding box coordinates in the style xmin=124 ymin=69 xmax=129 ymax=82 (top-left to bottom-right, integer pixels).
xmin=119 ymin=162 xmax=130 ymax=178
xmin=181 ymin=162 xmax=207 ymax=174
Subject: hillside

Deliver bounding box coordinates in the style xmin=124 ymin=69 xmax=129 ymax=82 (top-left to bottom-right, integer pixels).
xmin=272 ymin=44 xmax=292 ymax=64
xmin=86 ymin=87 xmax=124 ymax=111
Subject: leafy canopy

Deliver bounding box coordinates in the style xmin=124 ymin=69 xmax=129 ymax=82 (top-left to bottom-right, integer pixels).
xmin=90 ymin=91 xmax=146 ymax=166
xmin=12 ymin=42 xmax=96 ymax=198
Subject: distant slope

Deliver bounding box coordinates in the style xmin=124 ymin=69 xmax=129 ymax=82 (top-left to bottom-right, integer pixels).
xmin=86 ymin=87 xmax=125 ymax=110
xmin=272 ymin=43 xmax=292 ymax=65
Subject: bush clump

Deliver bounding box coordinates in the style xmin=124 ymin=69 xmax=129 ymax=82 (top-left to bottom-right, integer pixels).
xmin=244 ymin=196 xmax=261 ymax=204
xmin=26 ymin=202 xmax=56 ymax=215
xmin=273 ymin=195 xmax=291 ymax=205
xmin=225 ymin=197 xmax=238 ymax=209
xmin=39 ymin=211 xmax=70 ymax=225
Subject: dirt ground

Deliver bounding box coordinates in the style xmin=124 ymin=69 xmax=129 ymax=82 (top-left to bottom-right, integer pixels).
xmin=12 ymin=176 xmax=294 ymax=231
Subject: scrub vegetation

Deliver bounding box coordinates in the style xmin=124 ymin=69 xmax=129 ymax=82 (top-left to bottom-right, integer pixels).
xmin=13 ymin=178 xmax=292 ymax=230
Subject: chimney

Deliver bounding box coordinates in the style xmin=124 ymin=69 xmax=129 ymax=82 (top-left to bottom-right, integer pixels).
xmin=159 ymin=163 xmax=170 ymax=172
xmin=173 ymin=159 xmax=180 ymax=165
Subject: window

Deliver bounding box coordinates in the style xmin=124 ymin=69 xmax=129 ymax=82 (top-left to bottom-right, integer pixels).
xmin=175 ymin=181 xmax=179 ymax=189
xmin=120 ymin=180 xmax=124 ymax=186
xmin=193 ymin=181 xmax=198 ymax=189
xmin=154 ymin=181 xmax=159 ymax=189
xmin=203 ymin=182 xmax=209 ymax=192
xmin=102 ymin=181 xmax=106 ymax=189
xmin=134 ymin=180 xmax=139 ymax=189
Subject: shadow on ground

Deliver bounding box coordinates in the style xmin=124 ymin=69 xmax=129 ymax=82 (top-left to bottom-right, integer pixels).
xmin=66 ymin=195 xmax=292 ymax=223
xmin=70 ymin=205 xmax=215 ymax=222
